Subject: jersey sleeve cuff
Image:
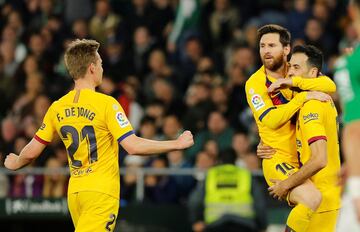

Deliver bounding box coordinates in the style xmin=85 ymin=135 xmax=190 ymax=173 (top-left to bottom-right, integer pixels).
xmin=117 ymin=130 xmax=134 ymax=143
xmin=259 ymin=107 xmax=276 ymax=121
xmin=34 ymin=135 xmax=50 ymax=145
xmin=308 ymin=136 xmax=327 ymax=145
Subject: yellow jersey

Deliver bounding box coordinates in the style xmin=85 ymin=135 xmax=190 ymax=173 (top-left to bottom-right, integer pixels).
xmin=245 ymin=66 xmax=336 ymax=164
xmin=296 ymin=100 xmax=341 ymax=212
xmin=35 ymin=89 xmax=134 ymax=199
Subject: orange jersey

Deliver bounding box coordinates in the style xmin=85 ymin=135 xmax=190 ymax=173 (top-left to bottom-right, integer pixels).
xmin=35 ymin=89 xmax=134 ymax=199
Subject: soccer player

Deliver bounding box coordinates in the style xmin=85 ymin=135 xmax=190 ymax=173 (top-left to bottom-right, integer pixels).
xmin=245 ymin=24 xmax=336 ymax=232
xmin=334 ymin=0 xmax=360 ymax=230
xmin=267 ymin=45 xmax=341 ymax=232
xmin=4 ymin=39 xmax=194 ymax=232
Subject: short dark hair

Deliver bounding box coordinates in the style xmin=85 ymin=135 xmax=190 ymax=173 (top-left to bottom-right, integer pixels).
xmin=257 ymin=24 xmax=291 ymax=47
xmin=292 ymin=45 xmax=323 ymax=73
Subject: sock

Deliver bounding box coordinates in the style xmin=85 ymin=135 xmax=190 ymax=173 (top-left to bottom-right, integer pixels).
xmin=286 ymin=203 xmax=315 ymax=232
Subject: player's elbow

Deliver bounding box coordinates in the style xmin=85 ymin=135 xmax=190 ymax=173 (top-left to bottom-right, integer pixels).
xmin=314 ymin=155 xmax=327 ymax=171
xmin=261 ymin=118 xmax=280 ymax=130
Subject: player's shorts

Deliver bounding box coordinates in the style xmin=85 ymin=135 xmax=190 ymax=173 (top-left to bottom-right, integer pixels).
xmin=262 ymin=155 xmax=299 ymax=187
xmin=307 ymin=209 xmax=339 ymax=232
xmin=68 ymin=191 xmax=119 ymax=232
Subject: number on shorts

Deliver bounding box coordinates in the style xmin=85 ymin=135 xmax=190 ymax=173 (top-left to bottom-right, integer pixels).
xmin=275 ymin=162 xmax=295 ymax=175
xmin=105 ymin=214 xmax=116 ymax=231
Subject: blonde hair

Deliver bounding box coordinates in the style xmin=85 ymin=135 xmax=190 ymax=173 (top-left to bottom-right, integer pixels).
xmin=64 ymin=39 xmax=100 ymax=80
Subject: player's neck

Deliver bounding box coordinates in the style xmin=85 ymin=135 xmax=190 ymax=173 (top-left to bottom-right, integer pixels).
xmin=265 ymin=63 xmax=287 ymax=79
xmin=74 ymin=78 xmax=96 ymax=91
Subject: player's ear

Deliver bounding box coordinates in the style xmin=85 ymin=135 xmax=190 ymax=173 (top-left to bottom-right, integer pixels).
xmin=284 ymin=44 xmax=291 ymax=57
xmin=89 ymin=63 xmax=96 ymax=74
xmin=309 ymin=67 xmax=319 ymax=78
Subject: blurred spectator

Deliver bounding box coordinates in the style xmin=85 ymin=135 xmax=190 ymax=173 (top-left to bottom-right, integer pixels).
xmin=121 ymin=154 xmax=146 ymax=203
xmin=167 ymin=0 xmax=201 ymax=53
xmin=286 ymin=0 xmax=311 ymax=40
xmin=1 ymin=117 xmax=17 ymax=155
xmin=138 ymin=116 xmax=159 ymax=140
xmin=178 ymin=36 xmax=204 ymax=92
xmin=186 ymin=111 xmax=234 ymax=162
xmin=104 ymin=38 xmax=135 ymax=82
xmin=167 ymin=150 xmax=196 ymax=202
xmin=208 ymin=0 xmax=240 ymax=52
xmin=145 ymin=156 xmax=178 ymax=204
xmin=151 ymin=0 xmax=175 ymax=47
xmin=64 ymin=0 xmax=93 ymax=25
xmin=183 ymin=82 xmax=214 ymax=134
xmin=0 ymin=151 xmax=9 ymax=197
xmin=42 ymin=157 xmax=67 ymax=198
xmin=161 ymin=114 xmax=183 ymax=140
xmin=72 ymin=19 xmax=90 ymax=39
xmin=131 ymin=26 xmax=156 ymax=79
xmin=144 ymin=100 xmax=166 ymax=130
xmin=12 ymin=71 xmax=44 ymax=120
xmin=1 ymin=24 xmax=27 ymax=63
xmin=0 ymin=40 xmax=19 ymax=78
xmin=188 ymin=149 xmax=267 ymax=232
xmin=144 ymin=49 xmax=177 ymax=99
xmin=232 ymin=132 xmax=260 ymax=171
xmin=89 ymin=0 xmax=121 ymax=45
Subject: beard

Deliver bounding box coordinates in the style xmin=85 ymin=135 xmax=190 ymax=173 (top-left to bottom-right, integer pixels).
xmin=262 ymin=53 xmax=285 ymax=72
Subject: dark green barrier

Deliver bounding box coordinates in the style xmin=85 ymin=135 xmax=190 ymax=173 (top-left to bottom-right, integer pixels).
xmin=0 ymin=198 xmax=290 ymax=232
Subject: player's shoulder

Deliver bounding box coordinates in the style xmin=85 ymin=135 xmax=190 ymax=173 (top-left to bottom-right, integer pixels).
xmin=246 ymin=66 xmax=266 ymax=88
xmin=301 ymin=100 xmax=332 ymax=115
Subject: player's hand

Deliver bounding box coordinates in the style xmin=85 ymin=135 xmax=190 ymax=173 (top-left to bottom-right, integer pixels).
xmin=268 ymin=179 xmax=290 ymax=200
xmin=267 ymin=78 xmax=292 ymax=93
xmin=306 ymin=91 xmax=332 ymax=102
xmin=257 ymin=143 xmax=275 ymax=159
xmin=4 ymin=153 xmax=19 ymax=171
xmin=176 ymin=130 xmax=194 ymax=149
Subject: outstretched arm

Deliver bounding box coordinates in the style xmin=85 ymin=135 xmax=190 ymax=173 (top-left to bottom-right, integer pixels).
xmin=4 ymin=138 xmax=46 ymax=170
xmin=120 ymin=130 xmax=194 ymax=156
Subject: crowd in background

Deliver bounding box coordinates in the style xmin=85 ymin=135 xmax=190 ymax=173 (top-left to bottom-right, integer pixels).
xmin=0 ymin=0 xmax=352 ymax=204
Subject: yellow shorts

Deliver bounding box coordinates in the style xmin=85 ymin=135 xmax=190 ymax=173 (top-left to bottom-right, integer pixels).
xmin=262 ymin=156 xmax=299 ymax=187
xmin=68 ymin=191 xmax=119 ymax=232
xmin=307 ymin=209 xmax=339 ymax=232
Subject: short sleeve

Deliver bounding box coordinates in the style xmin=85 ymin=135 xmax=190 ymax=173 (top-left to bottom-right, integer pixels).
xmin=299 ymin=101 xmax=327 ymax=145
xmin=105 ymin=97 xmax=134 ymax=142
xmin=35 ymin=104 xmax=56 ymax=144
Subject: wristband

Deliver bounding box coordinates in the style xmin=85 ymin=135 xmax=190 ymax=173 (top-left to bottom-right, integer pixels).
xmin=348 ymin=177 xmax=360 ymax=198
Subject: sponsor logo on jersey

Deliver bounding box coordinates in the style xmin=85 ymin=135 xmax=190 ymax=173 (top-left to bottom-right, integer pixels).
xmin=251 ymin=94 xmax=265 ymax=111
xmin=116 ymin=112 xmax=129 ymax=128
xmin=40 ymin=123 xmax=46 ymax=130
xmin=303 ymin=112 xmax=319 ymax=124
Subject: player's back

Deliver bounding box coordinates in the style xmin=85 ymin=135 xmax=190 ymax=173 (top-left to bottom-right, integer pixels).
xmin=296 ymin=100 xmax=341 ymax=212
xmin=46 ymin=89 xmax=133 ymax=199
